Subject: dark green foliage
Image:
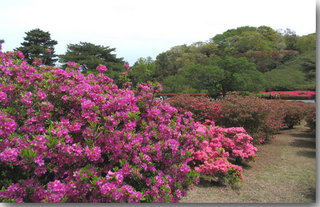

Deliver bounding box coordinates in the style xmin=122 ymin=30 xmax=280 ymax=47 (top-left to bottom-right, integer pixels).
xmin=16 ymin=28 xmax=58 ymax=65
xmin=213 ymin=56 xmax=264 ymax=95
xmin=296 ymin=33 xmax=316 ymax=53
xmin=183 ymin=64 xmax=224 ymax=96
xmin=281 ymin=28 xmax=298 ymax=50
xmin=128 ymin=57 xmax=156 ymax=87
xmin=161 ymin=75 xmax=190 ymax=93
xmin=305 ymin=104 xmax=316 ymax=136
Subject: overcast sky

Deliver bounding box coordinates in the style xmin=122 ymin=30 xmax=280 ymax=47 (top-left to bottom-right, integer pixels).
xmin=0 ymin=0 xmax=316 ymax=65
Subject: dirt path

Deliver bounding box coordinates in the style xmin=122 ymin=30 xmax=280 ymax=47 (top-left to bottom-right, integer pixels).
xmin=180 ymin=122 xmax=316 ymax=203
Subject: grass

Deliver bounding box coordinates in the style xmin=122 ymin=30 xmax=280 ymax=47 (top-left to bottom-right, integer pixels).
xmin=180 ymin=121 xmax=316 ymax=203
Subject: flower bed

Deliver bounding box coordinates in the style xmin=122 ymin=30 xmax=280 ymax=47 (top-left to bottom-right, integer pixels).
xmin=212 ymin=95 xmax=284 ymax=144
xmin=259 ymin=91 xmax=316 ymax=100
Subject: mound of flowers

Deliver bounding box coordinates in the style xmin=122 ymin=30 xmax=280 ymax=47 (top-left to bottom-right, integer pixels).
xmin=0 ymin=48 xmax=257 ymax=203
xmin=191 ymin=120 xmax=257 ymax=185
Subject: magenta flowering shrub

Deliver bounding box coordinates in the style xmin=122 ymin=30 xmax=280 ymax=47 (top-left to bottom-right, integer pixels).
xmin=190 ymin=121 xmax=257 ymax=185
xmin=0 ymin=49 xmax=204 ymax=203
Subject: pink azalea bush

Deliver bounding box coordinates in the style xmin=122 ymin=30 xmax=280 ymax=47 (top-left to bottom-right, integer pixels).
xmin=0 ymin=48 xmax=203 ymax=203
xmin=0 ymin=48 xmax=258 ymax=203
xmin=191 ymin=120 xmax=257 ymax=185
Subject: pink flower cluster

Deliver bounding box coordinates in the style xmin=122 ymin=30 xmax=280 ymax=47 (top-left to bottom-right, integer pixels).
xmin=191 ymin=121 xmax=257 ymax=184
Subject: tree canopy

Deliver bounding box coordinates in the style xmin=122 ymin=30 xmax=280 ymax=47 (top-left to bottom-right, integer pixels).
xmin=59 ymin=42 xmax=124 ymax=76
xmin=16 ymin=28 xmax=58 ymax=66
xmin=128 ymin=57 xmax=156 ymax=87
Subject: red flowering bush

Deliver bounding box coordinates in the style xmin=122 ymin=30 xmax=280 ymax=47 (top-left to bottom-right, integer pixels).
xmin=0 ymin=49 xmax=206 ymax=203
xmin=260 ymin=91 xmax=316 ymax=100
xmin=166 ymin=94 xmax=286 ymax=144
xmin=212 ymin=95 xmax=285 ymax=144
xmin=165 ymin=95 xmax=218 ymax=123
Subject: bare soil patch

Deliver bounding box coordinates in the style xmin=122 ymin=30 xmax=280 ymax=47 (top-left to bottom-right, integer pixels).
xmin=180 ymin=122 xmax=316 ymax=203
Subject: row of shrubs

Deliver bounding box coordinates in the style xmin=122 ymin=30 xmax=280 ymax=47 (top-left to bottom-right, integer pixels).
xmin=167 ymin=94 xmax=316 ymax=145
xmin=0 ymin=49 xmax=259 ymax=203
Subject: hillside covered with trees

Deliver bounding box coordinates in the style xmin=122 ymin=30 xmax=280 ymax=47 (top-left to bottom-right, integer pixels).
xmin=128 ymin=26 xmax=315 ymax=96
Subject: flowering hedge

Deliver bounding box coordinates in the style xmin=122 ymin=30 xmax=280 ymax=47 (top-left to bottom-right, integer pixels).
xmin=0 ymin=48 xmax=258 ymax=203
xmin=168 ymin=93 xmax=312 ymax=145
xmin=259 ymin=91 xmax=316 ymax=100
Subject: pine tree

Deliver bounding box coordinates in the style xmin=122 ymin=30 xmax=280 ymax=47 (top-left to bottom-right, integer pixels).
xmin=16 ymin=28 xmax=58 ymax=65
